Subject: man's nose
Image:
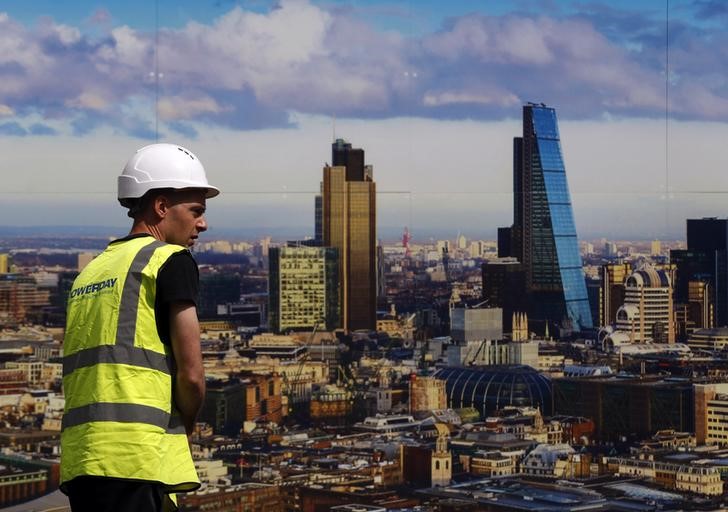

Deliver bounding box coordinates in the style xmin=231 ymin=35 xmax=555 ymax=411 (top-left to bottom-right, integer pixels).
xmin=197 ymin=217 xmax=208 ymax=232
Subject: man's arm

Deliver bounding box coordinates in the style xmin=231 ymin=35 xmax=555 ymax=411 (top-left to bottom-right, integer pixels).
xmin=169 ymin=301 xmax=205 ymax=436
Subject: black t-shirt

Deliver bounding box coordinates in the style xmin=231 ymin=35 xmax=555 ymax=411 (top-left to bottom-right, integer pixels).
xmin=109 ymin=233 xmax=199 ymax=345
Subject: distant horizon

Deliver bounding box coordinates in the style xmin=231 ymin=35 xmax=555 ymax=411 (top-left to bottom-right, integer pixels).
xmin=0 ymin=224 xmax=693 ymax=245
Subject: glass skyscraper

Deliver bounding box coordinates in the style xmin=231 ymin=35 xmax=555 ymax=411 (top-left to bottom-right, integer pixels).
xmin=671 ymin=218 xmax=728 ymax=326
xmin=322 ymin=139 xmax=377 ymax=331
xmin=511 ymin=104 xmax=593 ymax=332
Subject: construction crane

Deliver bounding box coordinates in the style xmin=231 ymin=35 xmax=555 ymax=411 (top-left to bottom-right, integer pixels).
xmin=402 ymin=227 xmax=412 ymax=257
xmin=282 ymin=322 xmax=319 ymax=408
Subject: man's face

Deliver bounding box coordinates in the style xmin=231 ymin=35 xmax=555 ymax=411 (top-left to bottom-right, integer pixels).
xmin=161 ymin=189 xmax=208 ymax=247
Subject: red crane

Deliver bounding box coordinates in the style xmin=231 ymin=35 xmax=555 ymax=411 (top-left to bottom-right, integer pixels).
xmin=402 ymin=227 xmax=412 ymax=257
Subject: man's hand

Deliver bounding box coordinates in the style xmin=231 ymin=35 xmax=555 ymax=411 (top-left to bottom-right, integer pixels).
xmin=169 ymin=301 xmax=205 ymax=436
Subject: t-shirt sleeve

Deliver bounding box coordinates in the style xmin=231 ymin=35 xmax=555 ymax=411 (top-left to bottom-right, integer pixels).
xmin=155 ymin=251 xmax=199 ymax=346
xmin=156 ymin=251 xmax=199 ymax=306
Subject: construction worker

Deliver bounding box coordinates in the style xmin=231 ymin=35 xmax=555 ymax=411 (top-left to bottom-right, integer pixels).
xmin=60 ymin=143 xmax=219 ymax=511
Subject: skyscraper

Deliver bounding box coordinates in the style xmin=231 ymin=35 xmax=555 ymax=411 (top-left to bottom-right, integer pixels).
xmin=508 ymin=104 xmax=593 ymax=332
xmin=322 ymin=139 xmax=376 ymax=331
xmin=268 ymin=246 xmax=339 ymax=333
xmin=615 ymin=266 xmax=674 ymax=343
xmin=671 ymin=218 xmax=728 ymax=326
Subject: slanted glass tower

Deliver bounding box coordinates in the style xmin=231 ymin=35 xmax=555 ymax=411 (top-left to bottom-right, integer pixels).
xmin=512 ymin=104 xmax=593 ymax=331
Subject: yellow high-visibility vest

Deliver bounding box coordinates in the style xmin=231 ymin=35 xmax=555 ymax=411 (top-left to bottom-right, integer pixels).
xmin=61 ymin=236 xmax=200 ymax=492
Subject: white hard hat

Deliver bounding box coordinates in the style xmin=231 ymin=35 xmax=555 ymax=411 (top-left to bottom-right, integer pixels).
xmin=118 ymin=143 xmax=220 ymax=200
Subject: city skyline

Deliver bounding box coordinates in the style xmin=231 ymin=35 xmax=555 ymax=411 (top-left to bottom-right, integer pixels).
xmin=1 ymin=0 xmax=728 ymax=238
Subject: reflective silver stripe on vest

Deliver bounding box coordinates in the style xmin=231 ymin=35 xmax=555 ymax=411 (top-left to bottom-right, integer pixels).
xmin=62 ymin=344 xmax=172 ymax=377
xmin=62 ymin=402 xmax=186 ymax=435
xmin=116 ymin=240 xmax=165 ymax=346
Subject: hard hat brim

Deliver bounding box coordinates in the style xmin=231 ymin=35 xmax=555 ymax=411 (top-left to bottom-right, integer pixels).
xmin=118 ymin=175 xmax=220 ymax=199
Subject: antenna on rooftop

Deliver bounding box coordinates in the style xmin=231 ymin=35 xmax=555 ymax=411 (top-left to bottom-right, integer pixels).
xmin=154 ymin=0 xmax=159 ymax=142
xmin=664 ymin=0 xmax=670 ymax=234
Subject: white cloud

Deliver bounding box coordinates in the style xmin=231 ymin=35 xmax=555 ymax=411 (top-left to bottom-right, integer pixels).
xmin=158 ymin=94 xmax=228 ymax=121
xmin=96 ymin=25 xmax=149 ymax=68
xmin=0 ymin=0 xmax=727 ymax=136
xmin=0 ymin=15 xmax=51 ymax=71
xmin=52 ymin=23 xmax=81 ymax=46
xmin=66 ymin=91 xmax=109 ymax=111
xmin=162 ymin=2 xmax=331 ymax=87
xmin=423 ymin=90 xmax=520 ymax=107
xmin=0 ymin=104 xmax=14 ymax=117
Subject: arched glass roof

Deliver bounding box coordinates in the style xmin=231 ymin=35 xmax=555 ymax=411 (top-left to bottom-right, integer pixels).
xmin=434 ymin=365 xmax=552 ymax=419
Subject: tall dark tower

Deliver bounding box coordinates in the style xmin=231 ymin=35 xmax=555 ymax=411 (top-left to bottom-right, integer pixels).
xmin=332 ymin=139 xmax=365 ymax=181
xmin=510 ymin=104 xmax=593 ymax=332
xmin=322 ymin=139 xmax=376 ymax=331
xmin=671 ymin=218 xmax=728 ymax=326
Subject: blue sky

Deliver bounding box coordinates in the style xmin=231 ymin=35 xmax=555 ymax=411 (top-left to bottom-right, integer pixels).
xmin=1 ymin=0 xmax=728 ymax=239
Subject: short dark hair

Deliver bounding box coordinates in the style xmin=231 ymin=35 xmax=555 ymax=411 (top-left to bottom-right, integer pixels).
xmin=120 ymin=188 xmax=176 ymax=219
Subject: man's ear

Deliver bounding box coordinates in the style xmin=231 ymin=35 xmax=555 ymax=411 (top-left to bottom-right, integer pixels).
xmin=153 ymin=194 xmax=170 ymax=219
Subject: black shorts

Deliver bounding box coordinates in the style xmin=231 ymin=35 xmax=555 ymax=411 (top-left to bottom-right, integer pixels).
xmin=65 ymin=476 xmax=176 ymax=512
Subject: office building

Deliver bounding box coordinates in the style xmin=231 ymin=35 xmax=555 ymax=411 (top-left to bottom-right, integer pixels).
xmin=0 ymin=274 xmax=50 ymax=324
xmin=671 ymin=218 xmax=728 ymax=326
xmin=651 ymin=240 xmax=661 ymax=257
xmin=497 ymin=227 xmax=512 ymax=258
xmin=604 ymin=242 xmax=619 ymax=258
xmin=200 ymin=373 xmax=282 ymax=435
xmin=674 ymin=279 xmax=713 ymax=341
xmin=314 ymin=193 xmax=323 ymax=246
xmin=585 ymin=277 xmax=600 ymax=331
xmin=198 ymin=272 xmax=241 ymax=319
xmin=376 ymin=243 xmax=386 ymax=300
xmin=268 ymin=246 xmax=339 ymax=332
xmin=450 ymin=306 xmax=503 ymax=342
xmin=322 ymin=139 xmax=376 ymax=331
xmin=553 ymin=376 xmax=693 ymax=441
xmin=695 ymin=383 xmax=728 ymax=445
xmin=0 ymin=254 xmax=8 ymax=274
xmin=599 ymin=262 xmax=632 ymax=328
xmin=615 ymin=266 xmax=674 ymax=343
xmin=481 ymin=258 xmax=525 ymax=334
xmin=200 ymin=378 xmax=246 ymax=436
xmin=506 ymin=104 xmax=593 ymax=333
xmin=446 ymin=339 xmax=539 ymax=367
xmin=687 ymin=327 xmax=728 ymax=351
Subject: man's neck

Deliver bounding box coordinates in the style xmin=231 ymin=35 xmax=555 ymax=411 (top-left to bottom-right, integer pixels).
xmin=129 ymin=221 xmax=164 ymax=242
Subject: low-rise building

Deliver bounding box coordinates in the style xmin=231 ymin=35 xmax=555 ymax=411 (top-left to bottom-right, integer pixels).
xmin=409 ymin=375 xmax=446 ymax=414
xmin=461 ymin=450 xmax=514 ymax=476
xmin=611 ymin=456 xmax=723 ymax=496
xmin=354 ymin=415 xmax=421 ymax=434
xmin=179 ymin=482 xmax=283 ymax=512
xmin=521 ymin=443 xmax=574 ymax=477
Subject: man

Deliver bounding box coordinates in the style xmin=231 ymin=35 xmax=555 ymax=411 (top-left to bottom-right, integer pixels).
xmin=60 ymin=143 xmax=219 ymax=511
